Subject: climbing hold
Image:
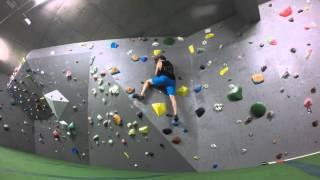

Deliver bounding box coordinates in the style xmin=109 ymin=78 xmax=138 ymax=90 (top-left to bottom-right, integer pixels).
xmin=52 ymin=130 xmax=60 ymax=139
xmin=251 ymin=73 xmax=264 ymax=84
xmin=113 ymin=114 xmax=122 ymax=126
xmin=110 ymin=42 xmax=119 ymax=48
xmin=109 ymin=85 xmax=120 ymax=95
xmin=153 ymin=49 xmax=161 ymax=56
xmin=280 ymin=88 xmax=285 ymax=93
xmin=261 ymin=65 xmax=267 ymax=72
xmin=279 ymin=6 xmax=292 ymax=17
xmin=151 ymin=103 xmax=166 ymax=117
xmin=241 ymin=148 xmax=247 ymax=154
xmin=244 ymin=116 xmax=254 ymax=125
xmin=121 ymin=139 xmax=127 ymax=145
xmin=196 ymin=47 xmax=206 ymax=54
xmin=72 ymin=105 xmax=77 ymax=111
xmin=210 ymin=144 xmax=217 ymax=149
xmin=290 ymin=48 xmax=296 ymax=53
xmin=200 ymin=65 xmax=206 ymax=70
xmin=195 ymin=107 xmax=205 ymax=118
xmin=266 ymin=111 xmax=275 ymax=120
xmin=250 ymin=102 xmax=267 ymax=118
xmin=259 ymin=43 xmax=264 ymax=48
xmin=177 ymin=36 xmax=184 ymax=41
xmin=134 ymin=163 xmax=138 ymax=168
xmin=219 ymin=63 xmax=229 ymax=76
xmin=123 ymin=152 xmax=130 ymax=159
xmin=312 ymin=120 xmax=319 ymax=127
xmin=90 ymin=66 xmax=97 ymax=75
xmin=65 ymin=70 xmax=72 ymax=79
xmin=305 ymin=49 xmax=312 ymax=60
xmin=131 ymin=55 xmax=139 ymax=62
xmin=93 ymin=134 xmax=99 ymax=141
xmin=172 ymin=136 xmax=181 ymax=144
xmin=152 ymin=42 xmax=159 ymax=47
xmin=162 ymin=128 xmax=172 ymax=135
xmin=188 ymin=45 xmax=195 ymax=54
xmin=177 ymin=86 xmax=189 ymax=97
xmin=304 ymin=97 xmax=312 ymax=113
xmin=163 ymin=37 xmax=175 ymax=46
xmin=97 ymin=114 xmax=103 ymax=121
xmin=136 ymin=111 xmax=143 ymax=118
xmin=212 ymin=164 xmax=218 ymax=169
xmin=44 ymin=90 xmax=69 ymax=119
xmin=128 ymin=129 xmax=136 ymax=137
xmin=276 ymin=153 xmax=283 ymax=160
xmin=311 ymin=87 xmax=316 ymax=93
xmin=227 ymin=84 xmax=243 ymax=101
xmin=108 ymin=139 xmax=113 ymax=145
xmin=110 ymin=67 xmax=120 ymax=75
xmin=103 ymin=120 xmax=110 ymax=127
xmin=194 ymin=85 xmax=202 ymax=93
xmin=236 ymin=119 xmax=243 ymax=124
xmin=139 ymin=56 xmax=148 ymax=62
xmin=3 ymin=124 xmax=9 ymax=131
xmin=138 ymin=126 xmax=149 ymax=135
xmin=171 ymin=119 xmax=179 ymax=127
xmin=68 ymin=122 xmax=75 ymax=131
xmin=125 ymin=86 xmax=135 ymax=94
xmin=213 ymin=103 xmax=224 ymax=112
xmin=193 ymin=155 xmax=200 ymax=160
xmin=293 ymin=73 xmax=299 ymax=79
xmin=281 ymin=70 xmax=290 ymax=79
xmin=205 ymin=33 xmax=215 ymax=40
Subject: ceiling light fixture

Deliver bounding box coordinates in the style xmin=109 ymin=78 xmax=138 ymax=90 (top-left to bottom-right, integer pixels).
xmin=34 ymin=0 xmax=49 ymax=5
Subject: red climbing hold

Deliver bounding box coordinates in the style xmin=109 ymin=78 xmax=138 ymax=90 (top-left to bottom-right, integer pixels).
xmin=304 ymin=98 xmax=312 ymax=109
xmin=279 ymin=6 xmax=292 ymax=17
xmin=172 ymin=136 xmax=181 ymax=144
xmin=52 ymin=130 xmax=60 ymax=139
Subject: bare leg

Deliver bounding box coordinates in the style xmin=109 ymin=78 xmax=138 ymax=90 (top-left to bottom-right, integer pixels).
xmin=169 ymin=95 xmax=177 ymax=116
xmin=140 ymin=79 xmax=152 ymax=96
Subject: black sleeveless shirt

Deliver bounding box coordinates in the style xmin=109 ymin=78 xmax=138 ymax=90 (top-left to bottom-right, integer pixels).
xmin=159 ymin=60 xmax=176 ymax=80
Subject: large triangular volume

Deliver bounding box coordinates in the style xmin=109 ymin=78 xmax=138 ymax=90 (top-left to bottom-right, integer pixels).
xmin=44 ymin=90 xmax=69 ymax=119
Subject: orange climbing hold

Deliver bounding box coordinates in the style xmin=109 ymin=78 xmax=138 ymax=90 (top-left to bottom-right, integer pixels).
xmin=131 ymin=55 xmax=139 ymax=62
xmin=113 ymin=114 xmax=122 ymax=126
xmin=126 ymin=86 xmax=135 ymax=94
xmin=251 ymin=73 xmax=264 ymax=84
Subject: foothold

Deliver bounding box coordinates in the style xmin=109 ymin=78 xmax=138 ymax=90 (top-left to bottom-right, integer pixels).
xmin=289 ymin=17 xmax=295 ymax=22
xmin=241 ymin=148 xmax=247 ymax=154
xmin=261 ymin=65 xmax=267 ymax=72
xmin=0 ymin=115 xmax=2 ymax=120
xmin=152 ymin=42 xmax=159 ymax=47
xmin=3 ymin=124 xmax=9 ymax=131
xmin=195 ymin=107 xmax=205 ymax=118
xmin=205 ymin=33 xmax=215 ymax=40
xmin=152 ymin=103 xmax=166 ymax=117
xmin=200 ymin=65 xmax=206 ymax=70
xmin=279 ymin=6 xmax=292 ymax=17
xmin=304 ymin=97 xmax=312 ymax=112
xmin=244 ymin=116 xmax=253 ymax=125
xmin=213 ymin=103 xmax=223 ymax=112
xmin=128 ymin=129 xmax=136 ymax=137
xmin=276 ymin=153 xmax=283 ymax=160
xmin=266 ymin=111 xmax=275 ymax=120
xmin=212 ymin=164 xmax=218 ymax=169
xmin=248 ymin=132 xmax=253 ymax=137
xmin=131 ymin=55 xmax=139 ymax=62
xmin=172 ymin=136 xmax=181 ymax=144
xmin=312 ymin=120 xmax=319 ymax=127
xmin=280 ymin=88 xmax=285 ymax=93
xmin=188 ymin=45 xmax=195 ymax=54
xmin=219 ymin=63 xmax=229 ymax=76
xmin=123 ymin=152 xmax=130 ymax=159
xmin=113 ymin=114 xmax=122 ymax=126
xmin=139 ymin=126 xmax=149 ymax=135
xmin=134 ymin=163 xmax=138 ymax=168
xmin=108 ymin=139 xmax=113 ymax=145
xmin=68 ymin=122 xmax=75 ymax=131
xmin=139 ymin=56 xmax=148 ymax=62
xmin=72 ymin=105 xmax=77 ymax=111
xmin=93 ymin=134 xmax=99 ymax=141
xmin=259 ymin=43 xmax=265 ymax=48
xmin=162 ymin=128 xmax=172 ymax=135
xmin=305 ymin=49 xmax=312 ymax=60
xmin=193 ymin=155 xmax=200 ymax=160
xmin=177 ymin=36 xmax=184 ymax=41
xmin=171 ymin=119 xmax=179 ymax=127
xmin=125 ymin=86 xmax=135 ymax=94
xmin=311 ymin=87 xmax=316 ymax=93
xmin=65 ymin=70 xmax=72 ymax=79
xmin=227 ymin=84 xmax=243 ymax=101
xmin=97 ymin=114 xmax=103 ymax=121
xmin=194 ymin=85 xmax=202 ymax=93
xmin=236 ymin=119 xmax=243 ymax=124
xmin=250 ymin=102 xmax=267 ymax=118
xmin=163 ymin=37 xmax=176 ymax=46
xmin=290 ymin=48 xmax=296 ymax=53
xmin=293 ymin=73 xmax=299 ymax=79
xmin=177 ymin=86 xmax=189 ymax=96
xmin=196 ymin=47 xmax=206 ymax=54
xmin=251 ymin=73 xmax=264 ymax=84
xmin=272 ymin=139 xmax=277 ymax=144
xmin=210 ymin=144 xmax=217 ymax=149
xmin=110 ymin=67 xmax=120 ymax=75
xmin=121 ymin=139 xmax=127 ymax=145
xmin=110 ymin=42 xmax=119 ymax=48
xmin=281 ymin=70 xmax=290 ymax=79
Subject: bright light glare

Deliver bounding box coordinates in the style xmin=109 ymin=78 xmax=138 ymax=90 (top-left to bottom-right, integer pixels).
xmin=0 ymin=38 xmax=10 ymax=62
xmin=34 ymin=0 xmax=49 ymax=5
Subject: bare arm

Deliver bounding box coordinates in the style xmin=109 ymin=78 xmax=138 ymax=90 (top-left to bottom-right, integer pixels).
xmin=155 ymin=61 xmax=162 ymax=75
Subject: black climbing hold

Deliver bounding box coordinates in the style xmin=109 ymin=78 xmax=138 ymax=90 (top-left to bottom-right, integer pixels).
xmin=276 ymin=153 xmax=283 ymax=160
xmin=288 ymin=17 xmax=294 ymax=22
xmin=268 ymin=3 xmax=272 ymax=7
xmin=290 ymin=48 xmax=296 ymax=53
xmin=259 ymin=43 xmax=264 ymax=48
xmin=250 ymin=102 xmax=266 ymax=118
xmin=311 ymin=87 xmax=316 ymax=93
xmin=312 ymin=120 xmax=319 ymax=127
xmin=248 ymin=42 xmax=253 ymax=44
xmin=307 ymin=43 xmax=311 ymax=46
xmin=297 ymin=9 xmax=303 ymax=13
xmin=244 ymin=116 xmax=253 ymax=125
xmin=293 ymin=73 xmax=299 ymax=79
xmin=195 ymin=107 xmax=205 ymax=118
xmin=200 ymin=65 xmax=206 ymax=70
xmin=280 ymin=88 xmax=285 ymax=93
xmin=267 ymin=111 xmax=275 ymax=120
xmin=154 ymin=38 xmax=158 ymax=42
xmin=160 ymin=143 xmax=165 ymax=148
xmin=212 ymin=164 xmax=218 ymax=169
xmin=162 ymin=128 xmax=172 ymax=135
xmin=136 ymin=111 xmax=143 ymax=119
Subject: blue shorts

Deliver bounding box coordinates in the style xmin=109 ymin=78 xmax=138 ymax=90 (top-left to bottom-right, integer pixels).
xmin=151 ymin=75 xmax=176 ymax=95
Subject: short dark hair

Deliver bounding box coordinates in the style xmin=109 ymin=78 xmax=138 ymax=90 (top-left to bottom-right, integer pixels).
xmin=154 ymin=55 xmax=166 ymax=63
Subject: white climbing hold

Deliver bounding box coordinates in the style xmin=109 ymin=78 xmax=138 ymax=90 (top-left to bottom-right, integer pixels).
xmin=109 ymin=85 xmax=120 ymax=95
xmin=127 ymin=50 xmax=133 ymax=55
xmin=44 ymin=90 xmax=69 ymax=119
xmin=202 ymin=40 xmax=207 ymax=45
xmin=59 ymin=121 xmax=68 ymax=128
xmin=236 ymin=120 xmax=243 ymax=124
xmin=202 ymin=84 xmax=209 ymax=89
xmin=108 ymin=139 xmax=113 ymax=145
xmin=210 ymin=144 xmax=217 ymax=149
xmin=134 ymin=163 xmax=138 ymax=168
xmin=91 ymin=88 xmax=97 ymax=96
xmin=177 ymin=36 xmax=184 ymax=41
xmin=213 ymin=103 xmax=224 ymax=112
xmin=204 ymin=28 xmax=211 ymax=34
xmin=241 ymin=148 xmax=247 ymax=154
xmin=97 ymin=114 xmax=103 ymax=121
xmin=152 ymin=42 xmax=159 ymax=47
xmin=207 ymin=60 xmax=213 ymax=67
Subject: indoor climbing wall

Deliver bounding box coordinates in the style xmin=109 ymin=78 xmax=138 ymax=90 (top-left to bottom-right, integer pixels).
xmin=4 ymin=0 xmax=320 ymax=173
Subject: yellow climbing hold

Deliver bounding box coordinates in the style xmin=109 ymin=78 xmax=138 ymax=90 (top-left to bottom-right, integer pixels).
xmin=153 ymin=49 xmax=161 ymax=56
xmin=152 ymin=103 xmax=166 ymax=117
xmin=205 ymin=33 xmax=215 ymax=40
xmin=177 ymin=86 xmax=189 ymax=97
xmin=113 ymin=114 xmax=122 ymax=126
xmin=124 ymin=152 xmax=130 ymax=159
xmin=188 ymin=45 xmax=195 ymax=54
xmin=219 ymin=63 xmax=229 ymax=76
xmin=138 ymin=126 xmax=149 ymax=135
xmin=128 ymin=129 xmax=136 ymax=136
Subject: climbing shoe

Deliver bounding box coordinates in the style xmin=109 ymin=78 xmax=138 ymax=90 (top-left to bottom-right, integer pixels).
xmin=132 ymin=94 xmax=144 ymax=101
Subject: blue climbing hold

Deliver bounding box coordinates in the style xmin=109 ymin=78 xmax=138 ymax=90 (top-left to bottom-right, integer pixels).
xmin=171 ymin=120 xmax=179 ymax=127
xmin=212 ymin=164 xmax=218 ymax=169
xmin=71 ymin=147 xmax=79 ymax=155
xmin=140 ymin=56 xmax=148 ymax=62
xmin=183 ymin=129 xmax=188 ymax=133
xmin=111 ymin=42 xmax=119 ymax=48
xmin=194 ymin=85 xmax=202 ymax=93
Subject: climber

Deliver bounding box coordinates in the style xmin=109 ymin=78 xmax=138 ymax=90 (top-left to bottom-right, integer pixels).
xmin=133 ymin=55 xmax=179 ymax=124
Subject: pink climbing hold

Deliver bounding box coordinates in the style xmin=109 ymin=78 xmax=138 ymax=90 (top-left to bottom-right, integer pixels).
xmin=66 ymin=70 xmax=72 ymax=79
xmin=269 ymin=39 xmax=278 ymax=46
xmin=304 ymin=98 xmax=313 ymax=113
xmin=279 ymin=6 xmax=292 ymax=17
xmin=53 ymin=130 xmax=60 ymax=139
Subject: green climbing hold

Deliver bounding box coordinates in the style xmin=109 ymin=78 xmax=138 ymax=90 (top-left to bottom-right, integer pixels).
xmin=227 ymin=84 xmax=243 ymax=101
xmin=67 ymin=122 xmax=75 ymax=131
xmin=250 ymin=102 xmax=266 ymax=118
xmin=138 ymin=126 xmax=149 ymax=135
xmin=163 ymin=37 xmax=175 ymax=46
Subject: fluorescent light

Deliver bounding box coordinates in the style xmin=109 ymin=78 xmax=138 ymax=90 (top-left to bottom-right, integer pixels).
xmin=34 ymin=0 xmax=49 ymax=5
xmin=24 ymin=17 xmax=31 ymax=25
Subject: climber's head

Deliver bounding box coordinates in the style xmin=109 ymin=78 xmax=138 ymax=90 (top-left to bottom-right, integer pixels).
xmin=154 ymin=55 xmax=167 ymax=64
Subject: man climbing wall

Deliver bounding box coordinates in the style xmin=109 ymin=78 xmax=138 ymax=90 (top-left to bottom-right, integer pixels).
xmin=133 ymin=55 xmax=179 ymax=126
